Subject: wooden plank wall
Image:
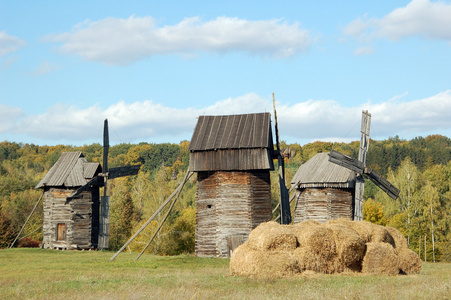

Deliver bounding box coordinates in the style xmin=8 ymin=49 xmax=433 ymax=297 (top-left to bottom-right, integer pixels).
xmin=42 ymin=187 xmax=98 ymax=250
xmin=71 ymin=190 xmax=98 ymax=249
xmin=293 ymin=188 xmax=353 ymax=224
xmin=195 ymin=171 xmax=218 ymax=256
xmin=195 ymin=170 xmax=272 ymax=257
xmin=189 ymin=149 xmax=273 ymax=172
xmin=42 ymin=188 xmax=74 ymax=249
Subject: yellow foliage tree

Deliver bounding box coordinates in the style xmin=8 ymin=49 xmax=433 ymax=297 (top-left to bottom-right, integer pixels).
xmin=363 ymin=198 xmax=388 ymax=226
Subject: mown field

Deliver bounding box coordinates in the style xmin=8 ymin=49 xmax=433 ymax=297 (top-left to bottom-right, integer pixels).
xmin=1 ymin=248 xmax=450 ymax=299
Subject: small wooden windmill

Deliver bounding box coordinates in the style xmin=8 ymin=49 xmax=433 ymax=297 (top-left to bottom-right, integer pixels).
xmin=328 ymin=110 xmax=399 ymax=220
xmin=71 ymin=119 xmax=140 ymax=249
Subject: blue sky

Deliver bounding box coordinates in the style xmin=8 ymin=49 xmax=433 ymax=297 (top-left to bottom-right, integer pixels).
xmin=1 ymin=0 xmax=450 ymax=146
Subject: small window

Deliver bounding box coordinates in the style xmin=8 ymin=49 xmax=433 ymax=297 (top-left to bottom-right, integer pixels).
xmin=207 ymin=204 xmax=212 ymax=208
xmin=57 ymin=223 xmax=66 ymax=241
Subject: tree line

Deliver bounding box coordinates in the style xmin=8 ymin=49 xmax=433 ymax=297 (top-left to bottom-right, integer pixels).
xmin=0 ymin=135 xmax=450 ymax=261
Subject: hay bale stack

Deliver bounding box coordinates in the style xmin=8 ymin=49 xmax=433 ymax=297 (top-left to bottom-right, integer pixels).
xmin=230 ymin=220 xmax=421 ymax=278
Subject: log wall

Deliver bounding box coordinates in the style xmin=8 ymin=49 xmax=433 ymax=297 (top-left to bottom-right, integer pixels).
xmin=293 ymin=187 xmax=353 ymax=224
xmin=42 ymin=187 xmax=99 ymax=250
xmin=195 ymin=170 xmax=272 ymax=257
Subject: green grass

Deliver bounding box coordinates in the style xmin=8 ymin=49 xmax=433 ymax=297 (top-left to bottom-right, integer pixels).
xmin=1 ymin=248 xmax=450 ymax=299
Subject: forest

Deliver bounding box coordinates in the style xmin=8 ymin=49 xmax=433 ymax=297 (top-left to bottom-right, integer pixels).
xmin=0 ymin=134 xmax=450 ymax=261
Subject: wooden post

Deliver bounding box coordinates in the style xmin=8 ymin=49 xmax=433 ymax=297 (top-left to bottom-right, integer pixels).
xmin=424 ymin=235 xmax=427 ymax=262
xmin=99 ymin=119 xmax=110 ymax=249
xmin=98 ymin=196 xmax=110 ymax=249
xmin=419 ymin=235 xmax=421 ymax=258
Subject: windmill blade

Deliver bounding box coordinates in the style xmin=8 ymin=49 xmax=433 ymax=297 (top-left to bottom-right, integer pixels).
xmin=358 ymin=110 xmax=371 ymax=165
xmin=355 ymin=110 xmax=371 ymax=221
xmin=278 ymin=156 xmax=291 ymax=224
xmin=329 ymin=150 xmax=365 ymax=174
xmin=273 ymin=93 xmax=291 ymax=224
xmin=69 ymin=175 xmax=104 ymax=199
xmin=272 ymin=93 xmax=281 ymax=153
xmin=103 ymin=119 xmax=109 ymax=174
xmin=364 ymin=167 xmax=400 ymax=200
xmin=329 ymin=150 xmax=400 ymax=200
xmin=108 ymin=165 xmax=141 ymax=179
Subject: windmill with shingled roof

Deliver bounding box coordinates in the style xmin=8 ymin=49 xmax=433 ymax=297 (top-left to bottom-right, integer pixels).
xmin=36 ymin=119 xmax=140 ymax=250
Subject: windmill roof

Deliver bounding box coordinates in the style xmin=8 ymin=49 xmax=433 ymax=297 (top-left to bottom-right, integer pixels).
xmin=188 ymin=113 xmax=273 ymax=151
xmin=291 ymin=152 xmax=355 ymax=189
xmin=35 ymin=151 xmax=102 ymax=188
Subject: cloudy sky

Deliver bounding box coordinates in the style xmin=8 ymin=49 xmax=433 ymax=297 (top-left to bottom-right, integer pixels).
xmin=1 ymin=0 xmax=450 ymax=146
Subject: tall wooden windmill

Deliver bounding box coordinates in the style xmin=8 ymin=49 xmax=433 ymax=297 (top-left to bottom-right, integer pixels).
xmin=328 ymin=110 xmax=399 ymax=219
xmin=71 ymin=119 xmax=140 ymax=249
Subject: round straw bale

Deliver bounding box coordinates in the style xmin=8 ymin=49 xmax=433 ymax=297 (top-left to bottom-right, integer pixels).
xmin=294 ymin=220 xmax=321 ymax=228
xmin=293 ymin=225 xmax=336 ymax=259
xmin=362 ymin=242 xmax=399 ymax=275
xmin=230 ymin=243 xmax=301 ymax=277
xmin=346 ymin=221 xmax=395 ymax=247
xmin=385 ymin=226 xmax=408 ymax=251
xmin=327 ymin=218 xmax=354 ymax=227
xmin=294 ymin=246 xmax=340 ymax=274
xmin=325 ymin=223 xmax=366 ymax=270
xmin=246 ymin=221 xmax=298 ymax=251
xmin=397 ymin=248 xmax=422 ymax=275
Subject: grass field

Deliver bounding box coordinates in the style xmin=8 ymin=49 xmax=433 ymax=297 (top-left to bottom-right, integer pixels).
xmin=1 ymin=248 xmax=450 ymax=299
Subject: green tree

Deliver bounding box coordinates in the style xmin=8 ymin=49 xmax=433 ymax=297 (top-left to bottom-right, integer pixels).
xmin=376 ymin=158 xmax=422 ymax=246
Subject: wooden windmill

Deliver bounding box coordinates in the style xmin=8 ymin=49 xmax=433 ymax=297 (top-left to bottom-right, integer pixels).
xmin=290 ymin=110 xmax=399 ymax=223
xmin=70 ymin=119 xmax=140 ymax=249
xmin=328 ymin=110 xmax=399 ymax=220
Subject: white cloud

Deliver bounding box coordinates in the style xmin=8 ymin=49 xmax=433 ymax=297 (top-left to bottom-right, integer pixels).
xmin=0 ymin=31 xmax=26 ymax=56
xmin=344 ymin=0 xmax=451 ymax=41
xmin=7 ymin=91 xmax=451 ymax=145
xmin=45 ymin=16 xmax=313 ymax=65
xmin=32 ymin=61 xmax=61 ymax=76
xmin=0 ymin=104 xmax=24 ymax=133
xmin=278 ymin=91 xmax=451 ymax=142
xmin=354 ymin=46 xmax=375 ymax=56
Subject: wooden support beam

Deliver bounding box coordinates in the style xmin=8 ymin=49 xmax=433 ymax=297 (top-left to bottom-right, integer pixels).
xmin=110 ymin=170 xmax=193 ymax=261
xmin=9 ymin=192 xmax=44 ymax=248
xmin=135 ymin=170 xmax=191 ymax=260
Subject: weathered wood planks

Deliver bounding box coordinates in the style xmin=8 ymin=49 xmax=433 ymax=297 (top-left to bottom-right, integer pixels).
xmin=195 ymin=171 xmax=272 ymax=258
xmin=294 ymin=188 xmax=353 ymax=224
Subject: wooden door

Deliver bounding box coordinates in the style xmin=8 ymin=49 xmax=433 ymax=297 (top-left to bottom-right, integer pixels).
xmin=57 ymin=223 xmax=66 ymax=241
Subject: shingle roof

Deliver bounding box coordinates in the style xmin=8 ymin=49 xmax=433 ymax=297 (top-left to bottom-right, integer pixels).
xmin=188 ymin=113 xmax=273 ymax=151
xmin=291 ymin=152 xmax=355 ymax=189
xmin=35 ymin=152 xmax=102 ymax=188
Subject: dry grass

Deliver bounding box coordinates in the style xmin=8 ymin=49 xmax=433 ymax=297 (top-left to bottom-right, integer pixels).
xmin=0 ymin=248 xmax=450 ymax=299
